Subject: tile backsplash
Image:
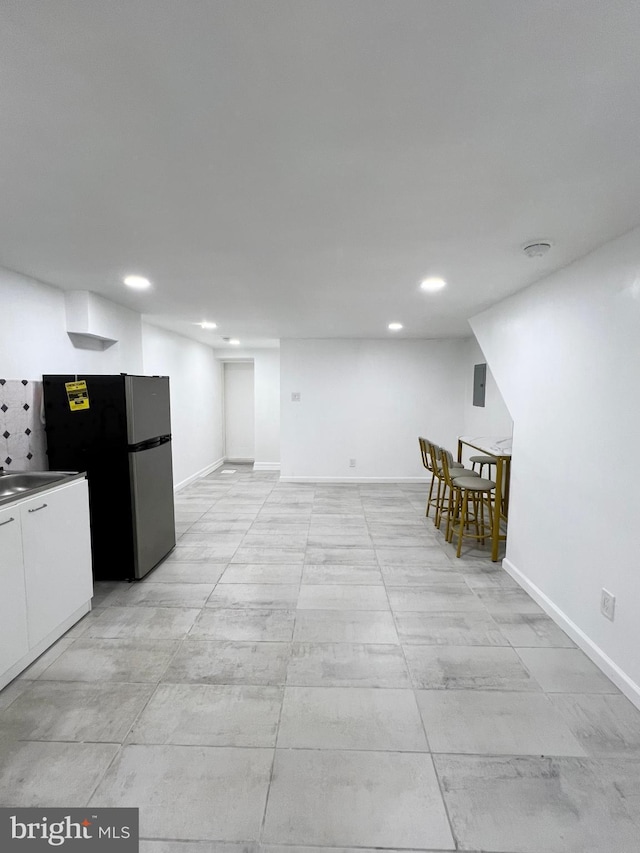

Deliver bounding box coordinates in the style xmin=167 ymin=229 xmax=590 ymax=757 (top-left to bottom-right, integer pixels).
xmin=0 ymin=379 xmax=47 ymax=471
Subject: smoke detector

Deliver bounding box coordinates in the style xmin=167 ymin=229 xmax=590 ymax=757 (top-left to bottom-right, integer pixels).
xmin=522 ymin=241 xmax=552 ymax=258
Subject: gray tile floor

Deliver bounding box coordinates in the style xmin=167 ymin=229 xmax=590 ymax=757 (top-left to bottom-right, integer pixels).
xmin=2 ymin=465 xmax=640 ymax=852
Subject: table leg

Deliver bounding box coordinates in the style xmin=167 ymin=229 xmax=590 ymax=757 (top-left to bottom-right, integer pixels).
xmin=492 ymin=457 xmax=503 ymax=562
xmin=503 ymin=459 xmax=511 ymax=518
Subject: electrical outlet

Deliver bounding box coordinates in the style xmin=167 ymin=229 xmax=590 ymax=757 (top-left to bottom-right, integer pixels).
xmin=349 ymin=458 xmax=356 ymax=468
xmin=601 ymin=588 xmax=615 ymax=621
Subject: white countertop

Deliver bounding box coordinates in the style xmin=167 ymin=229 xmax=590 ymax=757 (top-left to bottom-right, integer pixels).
xmin=458 ymin=435 xmax=512 ymax=457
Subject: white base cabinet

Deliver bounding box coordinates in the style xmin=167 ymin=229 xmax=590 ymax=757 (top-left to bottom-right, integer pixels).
xmin=0 ymin=477 xmax=93 ymax=690
xmin=0 ymin=507 xmax=29 ymax=677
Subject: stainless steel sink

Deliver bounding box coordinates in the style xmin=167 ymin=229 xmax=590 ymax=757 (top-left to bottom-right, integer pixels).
xmin=0 ymin=472 xmax=71 ymax=499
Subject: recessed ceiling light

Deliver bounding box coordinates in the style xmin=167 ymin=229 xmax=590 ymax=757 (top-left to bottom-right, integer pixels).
xmin=229 ymin=339 xmax=240 ymax=346
xmin=199 ymin=321 xmax=217 ymax=329
xmin=388 ymin=322 xmax=403 ymax=331
xmin=123 ymin=274 xmax=151 ymax=290
xmin=420 ymin=277 xmax=447 ymax=292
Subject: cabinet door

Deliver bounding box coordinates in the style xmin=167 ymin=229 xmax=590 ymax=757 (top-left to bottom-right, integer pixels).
xmin=21 ymin=480 xmax=93 ymax=648
xmin=0 ymin=506 xmax=29 ymax=675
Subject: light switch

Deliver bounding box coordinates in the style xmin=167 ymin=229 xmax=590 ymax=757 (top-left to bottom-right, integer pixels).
xmin=291 ymin=392 xmax=301 ymax=402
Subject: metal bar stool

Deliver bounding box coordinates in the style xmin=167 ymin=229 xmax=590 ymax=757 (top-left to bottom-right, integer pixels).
xmin=426 ymin=442 xmax=446 ymax=528
xmin=470 ymin=454 xmax=497 ymax=479
xmin=431 ymin=444 xmax=480 ymax=533
xmin=418 ymin=437 xmax=437 ymax=518
xmin=441 ymin=449 xmax=495 ymax=557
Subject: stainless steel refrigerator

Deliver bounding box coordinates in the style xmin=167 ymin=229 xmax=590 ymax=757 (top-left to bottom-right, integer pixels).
xmin=43 ymin=374 xmax=176 ymax=580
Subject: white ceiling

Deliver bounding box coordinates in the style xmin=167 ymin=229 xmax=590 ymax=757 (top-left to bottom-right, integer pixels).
xmin=1 ymin=0 xmax=640 ymax=345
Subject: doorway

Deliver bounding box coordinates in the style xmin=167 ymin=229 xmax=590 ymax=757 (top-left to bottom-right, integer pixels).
xmin=223 ymin=361 xmax=255 ymax=462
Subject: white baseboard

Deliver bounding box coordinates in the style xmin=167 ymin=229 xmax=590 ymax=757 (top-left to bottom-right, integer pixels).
xmin=174 ymin=457 xmax=225 ymax=493
xmin=279 ymin=476 xmax=427 ymax=483
xmin=503 ymin=557 xmax=640 ymax=710
xmin=253 ymin=462 xmax=281 ymax=472
xmin=225 ymin=457 xmax=254 ymax=464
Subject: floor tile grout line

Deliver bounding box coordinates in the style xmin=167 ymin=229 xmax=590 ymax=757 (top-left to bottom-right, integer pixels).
xmin=366 ymin=491 xmax=455 ymax=846
xmin=83 ymin=738 xmax=128 ymax=808
xmin=94 ymin=677 xmax=162 ymax=749
xmin=26 ymin=670 xmax=623 ymax=697
xmin=370 ymin=497 xmax=437 ymax=751
xmin=289 ymin=489 xmax=313 ymax=646
xmin=235 ymin=470 xmax=286 ymax=848
xmin=382 ymin=481 xmax=460 ymax=851
xmin=372 ymin=485 xmax=508 ymax=851
xmin=11 ymin=736 xmax=620 ymax=762
xmin=258 ymin=701 xmax=285 ymax=843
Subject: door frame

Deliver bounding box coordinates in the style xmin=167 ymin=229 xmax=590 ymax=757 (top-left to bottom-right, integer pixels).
xmin=221 ymin=358 xmax=255 ymax=463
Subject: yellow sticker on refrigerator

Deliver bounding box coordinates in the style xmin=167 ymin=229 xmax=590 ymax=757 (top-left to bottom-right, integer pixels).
xmin=65 ymin=380 xmax=90 ymax=411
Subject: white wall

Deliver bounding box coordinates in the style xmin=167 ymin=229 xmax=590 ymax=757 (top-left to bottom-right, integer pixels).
xmin=216 ymin=348 xmax=281 ymax=471
xmin=0 ymin=268 xmax=143 ymax=376
xmin=141 ymin=324 xmax=224 ymax=489
xmin=0 ymin=266 xmax=224 ymax=490
xmin=470 ymin=225 xmax=640 ymax=704
xmin=223 ymin=362 xmax=255 ymax=460
xmin=280 ymin=338 xmax=469 ymax=481
xmin=460 ymin=337 xmax=513 ymax=466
